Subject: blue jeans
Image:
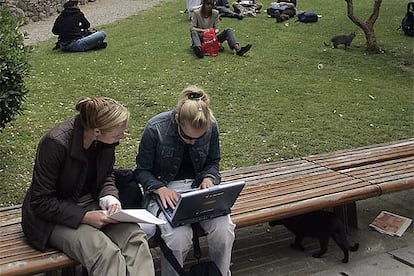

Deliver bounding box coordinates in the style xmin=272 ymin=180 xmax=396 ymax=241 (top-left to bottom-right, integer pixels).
xmin=191 ymin=28 xmax=238 ymax=50
xmin=61 ymin=31 xmax=106 ymax=52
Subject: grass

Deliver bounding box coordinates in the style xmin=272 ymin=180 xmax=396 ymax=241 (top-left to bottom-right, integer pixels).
xmin=0 ymin=0 xmax=413 ymax=206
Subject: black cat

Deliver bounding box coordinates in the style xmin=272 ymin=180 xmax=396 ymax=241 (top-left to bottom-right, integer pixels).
xmin=269 ymin=211 xmax=359 ymax=263
xmin=324 ymin=32 xmax=356 ymax=49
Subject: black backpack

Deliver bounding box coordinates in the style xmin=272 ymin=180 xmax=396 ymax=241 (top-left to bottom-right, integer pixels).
xmin=401 ymin=2 xmax=414 ymax=36
xmin=114 ymin=169 xmax=143 ymax=208
xmin=296 ymin=10 xmax=318 ymax=23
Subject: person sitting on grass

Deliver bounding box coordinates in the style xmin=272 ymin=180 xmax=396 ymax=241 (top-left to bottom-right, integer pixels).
xmin=232 ymin=0 xmax=262 ymax=16
xmin=52 ymin=0 xmax=107 ymax=52
xmin=190 ymin=0 xmax=252 ymax=58
xmin=215 ymin=0 xmax=244 ymax=20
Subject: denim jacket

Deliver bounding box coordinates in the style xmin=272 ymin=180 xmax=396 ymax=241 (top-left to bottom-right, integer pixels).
xmin=135 ymin=110 xmax=221 ymax=196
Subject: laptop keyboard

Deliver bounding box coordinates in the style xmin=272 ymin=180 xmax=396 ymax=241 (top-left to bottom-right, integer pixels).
xmin=165 ymin=206 xmax=174 ymax=216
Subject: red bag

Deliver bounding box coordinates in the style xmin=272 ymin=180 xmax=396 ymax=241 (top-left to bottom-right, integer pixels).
xmin=201 ymin=28 xmax=219 ymax=57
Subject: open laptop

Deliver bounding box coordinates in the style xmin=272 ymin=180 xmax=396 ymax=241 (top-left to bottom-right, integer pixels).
xmin=156 ymin=181 xmax=245 ymax=227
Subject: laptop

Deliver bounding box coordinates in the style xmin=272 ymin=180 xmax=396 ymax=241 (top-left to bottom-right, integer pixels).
xmin=156 ymin=181 xmax=245 ymax=227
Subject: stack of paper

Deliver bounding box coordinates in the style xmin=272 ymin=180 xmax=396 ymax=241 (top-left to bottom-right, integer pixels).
xmin=369 ymin=210 xmax=412 ymax=237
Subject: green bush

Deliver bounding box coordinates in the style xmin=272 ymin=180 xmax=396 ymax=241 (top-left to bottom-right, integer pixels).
xmin=0 ymin=6 xmax=30 ymax=131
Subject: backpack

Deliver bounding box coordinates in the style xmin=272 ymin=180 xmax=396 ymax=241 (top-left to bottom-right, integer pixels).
xmin=114 ymin=169 xmax=143 ymax=208
xmin=201 ymin=28 xmax=219 ymax=57
xmin=296 ymin=10 xmax=318 ymax=23
xmin=401 ymin=2 xmax=414 ymax=36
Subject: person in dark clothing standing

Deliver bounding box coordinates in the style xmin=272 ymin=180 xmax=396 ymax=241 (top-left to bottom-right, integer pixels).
xmin=52 ymin=0 xmax=107 ymax=52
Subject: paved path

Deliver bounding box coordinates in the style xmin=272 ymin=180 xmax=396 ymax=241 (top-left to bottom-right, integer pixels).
xmin=20 ymin=0 xmax=173 ymax=45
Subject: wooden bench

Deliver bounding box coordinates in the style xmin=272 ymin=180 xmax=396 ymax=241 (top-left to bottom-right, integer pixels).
xmin=1 ymin=139 xmax=413 ymax=275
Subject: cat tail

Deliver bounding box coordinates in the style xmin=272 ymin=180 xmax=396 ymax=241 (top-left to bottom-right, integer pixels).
xmin=349 ymin=242 xmax=359 ymax=252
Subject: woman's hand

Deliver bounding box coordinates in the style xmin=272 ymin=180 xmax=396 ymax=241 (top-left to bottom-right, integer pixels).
xmin=155 ymin=186 xmax=179 ymax=209
xmin=81 ymin=210 xmax=117 ymax=228
xmin=200 ymin=177 xmax=214 ymax=189
xmin=99 ymin=195 xmax=121 ymax=215
xmin=106 ymin=203 xmax=121 ymax=215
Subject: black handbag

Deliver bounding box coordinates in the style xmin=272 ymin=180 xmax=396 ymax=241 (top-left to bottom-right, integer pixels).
xmin=113 ymin=169 xmax=143 ymax=208
xmin=156 ymin=223 xmax=222 ymax=276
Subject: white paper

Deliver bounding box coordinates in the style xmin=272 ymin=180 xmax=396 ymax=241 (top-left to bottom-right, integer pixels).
xmin=369 ymin=210 xmax=412 ymax=237
xmin=105 ymin=209 xmax=167 ymax=225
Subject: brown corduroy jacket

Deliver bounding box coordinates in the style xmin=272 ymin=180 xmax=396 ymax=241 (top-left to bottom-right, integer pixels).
xmin=21 ymin=116 xmax=119 ymax=251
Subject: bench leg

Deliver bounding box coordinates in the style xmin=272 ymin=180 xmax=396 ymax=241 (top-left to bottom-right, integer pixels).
xmin=333 ymin=202 xmax=358 ymax=231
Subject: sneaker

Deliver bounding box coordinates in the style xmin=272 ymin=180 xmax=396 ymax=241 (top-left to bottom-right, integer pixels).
xmin=236 ymin=44 xmax=252 ymax=56
xmin=192 ymin=46 xmax=204 ymax=58
xmin=92 ymin=41 xmax=107 ymax=50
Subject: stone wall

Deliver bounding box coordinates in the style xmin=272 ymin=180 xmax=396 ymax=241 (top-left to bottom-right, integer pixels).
xmin=1 ymin=0 xmax=90 ymax=22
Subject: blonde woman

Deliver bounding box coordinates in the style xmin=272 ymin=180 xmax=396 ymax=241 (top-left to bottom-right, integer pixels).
xmin=135 ymin=85 xmax=235 ymax=276
xmin=22 ymin=97 xmax=154 ymax=276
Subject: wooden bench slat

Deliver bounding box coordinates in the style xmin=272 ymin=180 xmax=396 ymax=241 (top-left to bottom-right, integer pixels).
xmin=232 ymin=185 xmax=381 ymax=227
xmin=338 ymin=156 xmax=414 ymax=191
xmin=305 ymin=139 xmax=414 ymax=161
xmin=221 ymin=158 xmax=307 ymax=176
xmin=340 ymin=156 xmax=414 ymax=175
xmin=222 ymin=161 xmax=325 ymax=183
xmin=306 ymin=145 xmax=414 ymax=167
xmin=375 ymin=179 xmax=414 ymax=194
xmin=232 ymin=174 xmax=375 ymax=210
xmin=227 ymin=167 xmax=327 ymax=187
xmin=0 ymin=253 xmax=77 ymax=276
xmin=0 ymin=236 xmax=27 ymax=248
xmin=0 ymin=247 xmax=57 ymax=264
xmin=231 ymin=181 xmax=378 ymax=216
xmin=236 ymin=171 xmax=346 ymax=196
xmin=304 ymin=139 xmax=414 ymax=170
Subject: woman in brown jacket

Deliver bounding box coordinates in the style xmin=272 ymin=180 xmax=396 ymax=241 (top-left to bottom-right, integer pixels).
xmin=22 ymin=97 xmax=154 ymax=276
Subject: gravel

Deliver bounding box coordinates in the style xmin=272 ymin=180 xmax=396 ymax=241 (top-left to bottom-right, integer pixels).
xmin=20 ymin=0 xmax=174 ymax=45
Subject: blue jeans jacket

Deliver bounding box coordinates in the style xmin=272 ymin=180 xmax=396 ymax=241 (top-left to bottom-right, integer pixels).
xmin=135 ymin=111 xmax=221 ymax=196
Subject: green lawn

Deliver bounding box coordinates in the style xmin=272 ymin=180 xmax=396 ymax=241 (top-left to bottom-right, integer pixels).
xmin=0 ymin=0 xmax=413 ymax=206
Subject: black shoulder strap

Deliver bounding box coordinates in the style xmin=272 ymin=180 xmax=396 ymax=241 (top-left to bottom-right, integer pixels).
xmin=191 ymin=223 xmax=202 ymax=260
xmin=156 ymin=223 xmax=204 ymax=275
xmin=156 ymin=226 xmax=187 ymax=276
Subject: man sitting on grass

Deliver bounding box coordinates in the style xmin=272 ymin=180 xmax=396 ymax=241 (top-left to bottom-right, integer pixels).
xmin=190 ymin=0 xmax=252 ymax=58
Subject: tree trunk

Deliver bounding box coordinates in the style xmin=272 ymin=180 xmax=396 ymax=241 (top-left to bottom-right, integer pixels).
xmin=345 ymin=0 xmax=382 ymax=51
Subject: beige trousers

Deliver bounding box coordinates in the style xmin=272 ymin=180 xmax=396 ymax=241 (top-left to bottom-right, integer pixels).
xmin=49 ymin=205 xmax=155 ymax=276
